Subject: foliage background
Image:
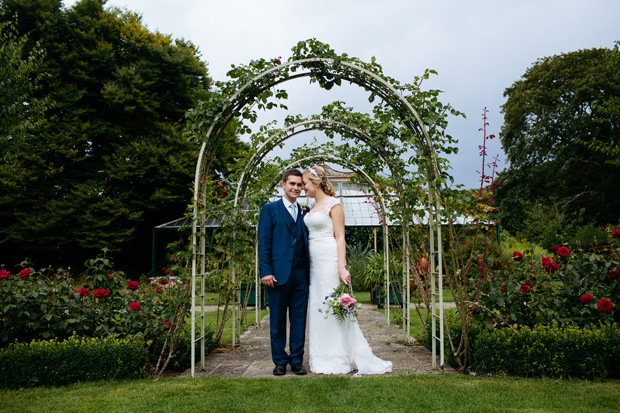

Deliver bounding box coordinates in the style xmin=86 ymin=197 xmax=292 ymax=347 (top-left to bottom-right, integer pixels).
xmin=0 ymin=0 xmax=248 ymax=275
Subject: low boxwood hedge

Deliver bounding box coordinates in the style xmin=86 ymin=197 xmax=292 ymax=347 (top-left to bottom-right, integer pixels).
xmin=425 ymin=318 xmax=620 ymax=379
xmin=473 ymin=323 xmax=620 ymax=379
xmin=0 ymin=335 xmax=148 ymax=388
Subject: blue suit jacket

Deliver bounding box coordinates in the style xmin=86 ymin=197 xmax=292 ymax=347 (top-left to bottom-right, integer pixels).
xmin=258 ymin=198 xmax=309 ymax=286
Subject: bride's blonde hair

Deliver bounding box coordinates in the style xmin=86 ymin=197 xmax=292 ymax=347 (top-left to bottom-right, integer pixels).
xmin=304 ymin=165 xmax=337 ymax=198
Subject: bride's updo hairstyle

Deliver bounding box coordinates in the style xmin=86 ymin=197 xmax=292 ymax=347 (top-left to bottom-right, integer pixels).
xmin=305 ymin=165 xmax=337 ymax=198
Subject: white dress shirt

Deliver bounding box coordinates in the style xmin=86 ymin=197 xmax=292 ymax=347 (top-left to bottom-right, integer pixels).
xmin=282 ymin=197 xmax=298 ymax=220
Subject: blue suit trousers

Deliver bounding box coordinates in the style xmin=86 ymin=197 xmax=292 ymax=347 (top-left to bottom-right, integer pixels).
xmin=268 ymin=264 xmax=309 ymax=366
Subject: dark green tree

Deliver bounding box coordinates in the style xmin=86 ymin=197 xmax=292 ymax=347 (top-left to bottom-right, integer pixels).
xmin=0 ymin=0 xmax=247 ymax=274
xmin=495 ymin=47 xmax=620 ymax=236
xmin=0 ymin=15 xmax=49 ymax=138
xmin=579 ymin=41 xmax=620 ymax=165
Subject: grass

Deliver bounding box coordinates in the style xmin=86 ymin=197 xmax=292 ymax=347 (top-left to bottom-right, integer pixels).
xmin=198 ymin=291 xmax=220 ymax=305
xmin=192 ymin=309 xmax=269 ymax=347
xmin=355 ymin=291 xmax=371 ymax=304
xmin=355 ymin=288 xmax=454 ymax=304
xmin=1 ymin=375 xmax=618 ymax=412
xmin=377 ymin=307 xmax=458 ymax=340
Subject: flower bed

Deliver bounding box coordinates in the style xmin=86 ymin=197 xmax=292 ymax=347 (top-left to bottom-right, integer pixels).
xmin=471 ymin=238 xmax=619 ymax=329
xmin=0 ymin=253 xmax=196 ymax=378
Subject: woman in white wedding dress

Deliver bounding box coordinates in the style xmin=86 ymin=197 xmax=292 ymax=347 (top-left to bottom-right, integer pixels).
xmin=303 ymin=166 xmax=392 ymax=375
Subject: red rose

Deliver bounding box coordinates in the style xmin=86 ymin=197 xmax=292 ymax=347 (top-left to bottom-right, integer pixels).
xmin=129 ymin=302 xmax=141 ymax=311
xmin=0 ymin=270 xmax=9 ymax=279
xmin=612 ymin=229 xmax=620 ymax=238
xmin=557 ymin=246 xmax=571 ymax=258
xmin=513 ymin=251 xmax=524 ymax=261
xmin=542 ymin=257 xmax=559 ymax=274
xmin=520 ymin=281 xmax=533 ymax=293
xmin=551 ymin=246 xmax=560 ymax=253
xmin=608 ymin=270 xmax=620 ymax=280
xmin=160 ymin=279 xmax=168 ymax=286
xmin=93 ymin=288 xmax=110 ymax=299
xmin=580 ymin=293 xmax=594 ymax=304
xmin=597 ymin=298 xmax=614 ymax=313
xmin=156 ymin=286 xmax=163 ymax=293
xmin=161 ymin=320 xmax=172 ymax=331
xmin=18 ymin=268 xmax=31 ymax=278
xmin=128 ymin=281 xmax=139 ymax=291
xmin=106 ymin=272 xmax=115 ymax=278
xmin=75 ymin=287 xmax=91 ymax=297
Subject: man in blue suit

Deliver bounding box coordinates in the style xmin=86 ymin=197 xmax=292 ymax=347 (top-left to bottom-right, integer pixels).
xmin=258 ymin=168 xmax=309 ymax=375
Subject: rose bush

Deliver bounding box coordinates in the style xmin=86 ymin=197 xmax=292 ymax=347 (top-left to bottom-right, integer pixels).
xmin=471 ymin=236 xmax=620 ymax=329
xmin=0 ymin=254 xmax=177 ymax=346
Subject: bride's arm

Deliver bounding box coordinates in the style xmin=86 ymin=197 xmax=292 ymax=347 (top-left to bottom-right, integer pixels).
xmin=330 ymin=203 xmax=351 ymax=285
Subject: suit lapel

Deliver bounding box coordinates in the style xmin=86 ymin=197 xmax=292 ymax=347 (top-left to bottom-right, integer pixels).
xmin=277 ymin=198 xmax=294 ymax=233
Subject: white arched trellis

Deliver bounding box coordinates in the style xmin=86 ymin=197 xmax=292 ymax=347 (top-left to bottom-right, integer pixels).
xmin=230 ymin=119 xmax=425 ymax=336
xmin=191 ymin=56 xmax=445 ymax=376
xmin=232 ymin=154 xmax=391 ymax=341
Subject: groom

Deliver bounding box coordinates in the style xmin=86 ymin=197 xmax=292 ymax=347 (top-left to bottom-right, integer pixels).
xmin=258 ymin=169 xmax=310 ymax=376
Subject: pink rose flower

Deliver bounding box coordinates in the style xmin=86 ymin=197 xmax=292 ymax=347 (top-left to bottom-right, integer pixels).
xmin=339 ymin=293 xmax=357 ymax=309
xmin=0 ymin=270 xmax=9 ymax=279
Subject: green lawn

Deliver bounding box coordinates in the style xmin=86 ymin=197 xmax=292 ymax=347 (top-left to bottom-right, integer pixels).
xmin=354 ymin=288 xmax=454 ymax=304
xmin=377 ymin=307 xmax=457 ymax=340
xmin=355 ymin=291 xmax=371 ymax=304
xmin=194 ymin=309 xmax=269 ymax=347
xmin=1 ymin=375 xmax=618 ymax=412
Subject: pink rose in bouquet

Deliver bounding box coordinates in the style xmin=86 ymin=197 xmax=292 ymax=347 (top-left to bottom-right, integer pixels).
xmin=339 ymin=293 xmax=357 ymax=309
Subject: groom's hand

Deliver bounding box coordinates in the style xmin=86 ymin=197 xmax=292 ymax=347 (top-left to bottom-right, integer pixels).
xmin=262 ymin=275 xmax=277 ymax=288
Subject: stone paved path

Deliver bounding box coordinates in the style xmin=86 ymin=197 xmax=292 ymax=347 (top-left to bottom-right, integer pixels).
xmin=181 ymin=304 xmax=456 ymax=378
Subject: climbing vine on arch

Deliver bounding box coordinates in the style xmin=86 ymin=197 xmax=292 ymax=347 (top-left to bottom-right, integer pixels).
xmin=184 ymin=39 xmax=490 ymax=374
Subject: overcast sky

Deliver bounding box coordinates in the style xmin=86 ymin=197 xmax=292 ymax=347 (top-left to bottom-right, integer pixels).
xmin=65 ymin=0 xmax=620 ymax=188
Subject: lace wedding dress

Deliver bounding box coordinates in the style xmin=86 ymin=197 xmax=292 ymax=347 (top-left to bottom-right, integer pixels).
xmin=305 ymin=198 xmax=392 ymax=375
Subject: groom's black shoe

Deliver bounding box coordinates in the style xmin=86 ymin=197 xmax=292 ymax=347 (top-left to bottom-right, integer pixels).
xmin=290 ymin=363 xmax=307 ymax=375
xmin=273 ymin=364 xmax=286 ymax=376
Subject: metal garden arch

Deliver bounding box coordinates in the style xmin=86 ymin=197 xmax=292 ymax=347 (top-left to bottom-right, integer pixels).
xmin=191 ymin=56 xmax=446 ymax=376
xmin=231 ymin=119 xmax=426 ymax=331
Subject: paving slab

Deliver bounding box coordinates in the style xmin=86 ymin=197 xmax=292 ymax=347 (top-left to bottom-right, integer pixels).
xmin=180 ymin=303 xmax=457 ymax=378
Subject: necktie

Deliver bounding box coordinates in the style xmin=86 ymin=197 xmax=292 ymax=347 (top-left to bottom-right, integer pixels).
xmin=289 ymin=203 xmax=297 ymax=222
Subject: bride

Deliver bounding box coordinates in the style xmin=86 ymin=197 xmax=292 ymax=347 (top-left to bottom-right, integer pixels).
xmin=303 ymin=165 xmax=392 ymax=375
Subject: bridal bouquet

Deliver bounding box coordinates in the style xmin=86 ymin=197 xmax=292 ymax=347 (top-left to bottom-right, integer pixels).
xmin=319 ymin=282 xmax=359 ymax=323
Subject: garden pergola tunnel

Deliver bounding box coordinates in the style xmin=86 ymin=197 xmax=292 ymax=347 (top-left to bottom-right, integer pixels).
xmin=190 ymin=51 xmax=446 ymax=376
